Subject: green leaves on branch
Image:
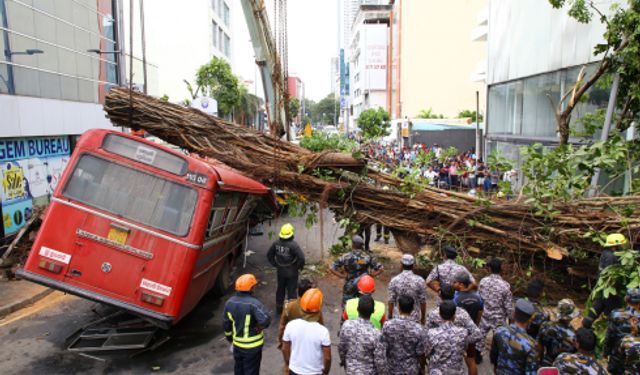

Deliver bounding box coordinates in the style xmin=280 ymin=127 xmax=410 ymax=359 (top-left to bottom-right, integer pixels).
xmin=357 ymin=107 xmax=391 ymax=141
xmin=299 ymin=132 xmax=358 ymax=153
xmin=194 ymin=57 xmax=240 ymax=116
xmin=417 ymin=108 xmax=444 ymax=119
xmin=588 ymin=249 xmax=640 ymax=311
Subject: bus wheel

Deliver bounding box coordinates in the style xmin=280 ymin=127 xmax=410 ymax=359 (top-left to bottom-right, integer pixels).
xmin=212 ymin=257 xmax=232 ymax=296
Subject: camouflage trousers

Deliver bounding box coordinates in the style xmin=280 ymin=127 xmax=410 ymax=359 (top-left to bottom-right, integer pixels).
xmin=476 ymin=317 xmax=507 ymax=353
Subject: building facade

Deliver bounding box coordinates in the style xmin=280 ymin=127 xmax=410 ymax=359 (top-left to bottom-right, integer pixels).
xmin=0 ymin=0 xmax=122 ymax=237
xmin=388 ymin=0 xmax=488 ymax=119
xmin=287 ymin=75 xmax=305 ymax=124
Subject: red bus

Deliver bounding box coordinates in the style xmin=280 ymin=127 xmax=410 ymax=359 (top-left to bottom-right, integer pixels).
xmin=17 ymin=129 xmax=276 ymax=328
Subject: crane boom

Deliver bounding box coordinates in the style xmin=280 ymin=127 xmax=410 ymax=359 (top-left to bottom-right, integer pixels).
xmin=240 ymin=0 xmax=290 ymax=140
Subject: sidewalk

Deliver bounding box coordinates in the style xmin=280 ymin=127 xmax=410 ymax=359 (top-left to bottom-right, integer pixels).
xmin=0 ymin=280 xmax=52 ymax=318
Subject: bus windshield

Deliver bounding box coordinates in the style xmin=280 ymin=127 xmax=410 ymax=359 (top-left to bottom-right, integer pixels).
xmin=63 ymin=154 xmax=198 ymax=236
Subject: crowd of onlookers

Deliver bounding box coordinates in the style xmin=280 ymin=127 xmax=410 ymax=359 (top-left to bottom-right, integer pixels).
xmin=367 ymin=142 xmax=518 ymax=196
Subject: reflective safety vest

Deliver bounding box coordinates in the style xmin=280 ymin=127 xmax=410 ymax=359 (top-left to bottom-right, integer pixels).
xmin=345 ymin=297 xmax=386 ymax=329
xmin=226 ymin=312 xmax=264 ymax=349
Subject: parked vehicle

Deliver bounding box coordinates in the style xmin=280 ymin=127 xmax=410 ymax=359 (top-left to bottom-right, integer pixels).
xmin=17 ymin=129 xmax=276 ymax=328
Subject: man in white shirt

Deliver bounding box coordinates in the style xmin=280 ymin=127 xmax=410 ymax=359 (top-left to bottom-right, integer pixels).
xmin=282 ymin=288 xmax=331 ymax=375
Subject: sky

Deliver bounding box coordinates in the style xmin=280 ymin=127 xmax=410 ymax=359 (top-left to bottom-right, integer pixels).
xmin=232 ymin=0 xmax=339 ymax=102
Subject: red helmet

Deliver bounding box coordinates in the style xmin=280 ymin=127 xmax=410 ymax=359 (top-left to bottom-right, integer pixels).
xmin=357 ymin=275 xmax=376 ymax=294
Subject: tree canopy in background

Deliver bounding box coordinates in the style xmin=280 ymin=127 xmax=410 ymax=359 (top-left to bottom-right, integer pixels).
xmin=194 ymin=57 xmax=241 ymax=116
xmin=357 ymin=107 xmax=391 ymax=140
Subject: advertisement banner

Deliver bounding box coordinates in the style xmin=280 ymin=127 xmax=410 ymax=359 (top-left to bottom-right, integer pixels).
xmin=0 ymin=136 xmax=70 ymax=163
xmin=2 ymin=163 xmax=25 ymax=201
xmin=2 ymin=199 xmax=33 ymax=235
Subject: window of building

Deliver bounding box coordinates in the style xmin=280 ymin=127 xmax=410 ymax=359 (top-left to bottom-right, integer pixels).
xmin=223 ymin=2 xmax=230 ymax=27
xmin=224 ymin=34 xmax=230 ymax=57
xmin=212 ymin=20 xmax=219 ymax=49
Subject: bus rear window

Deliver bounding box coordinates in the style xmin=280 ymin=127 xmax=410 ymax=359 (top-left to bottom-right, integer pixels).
xmin=102 ymin=134 xmax=188 ymax=175
xmin=63 ymin=154 xmax=198 ymax=236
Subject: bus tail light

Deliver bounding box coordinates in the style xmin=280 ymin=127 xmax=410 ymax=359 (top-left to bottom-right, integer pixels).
xmin=141 ymin=292 xmax=165 ymax=306
xmin=38 ymin=259 xmax=63 ymax=274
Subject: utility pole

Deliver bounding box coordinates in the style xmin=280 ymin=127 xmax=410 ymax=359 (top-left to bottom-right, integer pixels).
xmin=139 ymin=0 xmax=147 ymax=94
xmin=475 ymin=91 xmax=481 ymax=160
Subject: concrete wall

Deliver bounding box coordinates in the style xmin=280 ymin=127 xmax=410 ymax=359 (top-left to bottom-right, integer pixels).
xmin=400 ymin=0 xmax=487 ymax=118
xmin=412 ymin=129 xmax=482 ymax=155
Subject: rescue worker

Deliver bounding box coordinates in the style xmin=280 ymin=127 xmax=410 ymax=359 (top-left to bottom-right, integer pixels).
xmin=338 ymin=294 xmax=387 ymax=374
xmin=426 ymin=245 xmax=475 ymax=293
xmin=553 ymin=328 xmax=608 ymax=374
xmin=617 ymin=316 xmax=640 ymax=374
xmin=278 ymin=278 xmax=324 ymax=349
xmin=267 ymin=223 xmax=306 ymax=314
xmin=374 ymin=223 xmax=390 ymax=244
xmin=382 ymin=295 xmax=426 ymax=375
xmin=490 ymin=299 xmax=539 ymax=375
xmin=538 ymin=299 xmax=579 ymax=366
xmin=223 ymin=274 xmax=271 ymax=375
xmin=476 ymin=257 xmax=514 ymax=363
xmin=330 ymin=235 xmax=383 ymax=305
xmin=525 ymin=279 xmax=549 ymax=339
xmin=387 ymin=254 xmax=427 ymax=324
xmin=604 ymin=288 xmax=640 ymax=374
xmin=584 ymin=233 xmax=628 ymax=328
xmin=424 ymin=300 xmax=471 ymax=375
xmin=342 ymin=275 xmax=386 ymax=329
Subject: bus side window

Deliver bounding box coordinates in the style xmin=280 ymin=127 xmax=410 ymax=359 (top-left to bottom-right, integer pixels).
xmin=205 ymin=192 xmax=232 ymax=240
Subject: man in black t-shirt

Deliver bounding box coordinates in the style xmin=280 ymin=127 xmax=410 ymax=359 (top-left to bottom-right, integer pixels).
xmin=453 ymin=271 xmax=484 ymax=375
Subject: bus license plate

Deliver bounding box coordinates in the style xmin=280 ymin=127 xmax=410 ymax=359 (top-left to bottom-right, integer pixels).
xmin=108 ymin=227 xmax=129 ymax=245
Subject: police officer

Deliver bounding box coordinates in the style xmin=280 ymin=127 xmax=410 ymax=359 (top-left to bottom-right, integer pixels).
xmin=426 ymin=245 xmax=475 ymax=293
xmin=342 ymin=275 xmax=386 ymax=329
xmin=267 ymin=223 xmax=305 ymax=314
xmin=618 ymin=316 xmax=640 ymax=374
xmin=426 ymin=284 xmax=481 ymax=345
xmin=538 ymin=299 xmax=579 ymax=366
xmin=553 ymin=328 xmax=607 ymax=374
xmin=525 ymin=279 xmax=549 ymax=339
xmin=604 ymin=288 xmax=640 ymax=374
xmin=382 ymin=295 xmax=426 ymax=375
xmin=490 ymin=299 xmax=539 ymax=374
xmin=387 ymin=254 xmax=427 ymax=324
xmin=338 ymin=295 xmax=387 ymax=374
xmin=330 ymin=235 xmax=383 ymax=305
xmin=223 ymin=274 xmax=271 ymax=375
xmin=424 ymin=300 xmax=470 ymax=374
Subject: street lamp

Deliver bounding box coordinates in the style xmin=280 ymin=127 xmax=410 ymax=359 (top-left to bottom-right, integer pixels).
xmin=5 ymin=48 xmax=43 ymax=56
xmin=87 ymin=49 xmax=121 ymax=55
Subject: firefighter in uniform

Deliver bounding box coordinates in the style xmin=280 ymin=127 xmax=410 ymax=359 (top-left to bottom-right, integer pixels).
xmin=342 ymin=275 xmax=386 ymax=329
xmin=223 ymin=274 xmax=271 ymax=375
xmin=330 ymin=235 xmax=383 ymax=306
xmin=267 ymin=223 xmax=305 ymax=314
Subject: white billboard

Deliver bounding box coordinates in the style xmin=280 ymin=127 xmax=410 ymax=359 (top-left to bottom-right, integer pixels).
xmin=363 ymin=24 xmax=388 ymax=91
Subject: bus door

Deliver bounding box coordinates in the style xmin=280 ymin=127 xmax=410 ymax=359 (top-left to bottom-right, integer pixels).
xmin=60 ymin=153 xmax=198 ymax=300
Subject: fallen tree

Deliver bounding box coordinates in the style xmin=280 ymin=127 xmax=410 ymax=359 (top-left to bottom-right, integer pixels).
xmin=104 ymin=88 xmax=640 ymax=258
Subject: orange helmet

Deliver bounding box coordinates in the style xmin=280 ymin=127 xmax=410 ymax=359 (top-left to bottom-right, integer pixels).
xmin=300 ymin=288 xmax=324 ymax=312
xmin=357 ymin=275 xmax=376 ymax=294
xmin=235 ymin=274 xmax=257 ymax=292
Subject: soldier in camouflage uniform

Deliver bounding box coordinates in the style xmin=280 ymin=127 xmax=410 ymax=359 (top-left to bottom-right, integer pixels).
xmin=525 ymin=279 xmax=549 ymax=339
xmin=426 ymin=246 xmax=475 ymax=293
xmin=552 ymin=327 xmax=607 ymax=375
xmin=388 ymin=254 xmax=428 ymax=324
xmin=426 ymin=284 xmax=482 ymax=344
xmin=618 ymin=316 xmax=640 ymax=375
xmin=424 ymin=300 xmax=470 ymax=375
xmin=330 ymin=235 xmax=384 ymax=305
xmin=476 ymin=258 xmax=514 ymax=361
xmin=604 ymin=288 xmax=640 ymax=375
xmin=338 ymin=295 xmax=387 ymax=375
xmin=490 ymin=299 xmax=539 ymax=375
xmin=382 ymin=295 xmax=427 ymax=375
xmin=538 ymin=298 xmax=579 ymax=366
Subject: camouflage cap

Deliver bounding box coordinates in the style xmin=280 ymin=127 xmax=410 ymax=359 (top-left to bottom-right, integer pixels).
xmin=515 ymin=298 xmax=535 ymax=317
xmin=401 ymin=254 xmax=415 ymax=266
xmin=557 ymin=299 xmax=579 ymax=320
xmin=627 ymin=288 xmax=640 ymax=303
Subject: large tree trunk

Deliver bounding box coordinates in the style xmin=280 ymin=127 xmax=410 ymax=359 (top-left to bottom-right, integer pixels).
xmin=391 ymin=230 xmax=422 ymax=254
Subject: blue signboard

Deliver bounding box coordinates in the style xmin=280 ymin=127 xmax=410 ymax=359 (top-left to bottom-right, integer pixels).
xmin=0 ymin=136 xmax=71 ymax=162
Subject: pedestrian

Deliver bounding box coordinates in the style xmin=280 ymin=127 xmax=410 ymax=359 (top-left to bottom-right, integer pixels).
xmin=223 ymin=274 xmax=271 ymax=375
xmin=426 ymin=245 xmax=475 ymax=293
xmin=584 ymin=233 xmax=628 ymax=328
xmin=538 ymin=299 xmax=579 ymax=366
xmin=476 ymin=257 xmax=514 ymax=363
xmin=267 ymin=223 xmax=306 ymax=315
xmin=278 ymin=278 xmax=324 ymax=350
xmin=342 ymin=275 xmax=386 ymax=329
xmin=338 ymin=295 xmax=388 ymax=375
xmin=359 ymin=223 xmax=373 ymax=252
xmin=553 ymin=328 xmax=608 ymax=374
xmin=282 ymin=288 xmax=331 ymax=375
xmin=330 ymin=235 xmax=384 ymax=305
xmin=524 ymin=279 xmax=549 ymax=339
xmin=424 ymin=300 xmax=470 ymax=375
xmin=617 ymin=316 xmax=640 ymax=375
xmin=490 ymin=299 xmax=539 ymax=375
xmin=382 ymin=295 xmax=427 ymax=375
xmin=604 ymin=288 xmax=640 ymax=374
xmin=452 ymin=272 xmax=484 ymax=375
xmin=387 ymin=254 xmax=427 ymax=324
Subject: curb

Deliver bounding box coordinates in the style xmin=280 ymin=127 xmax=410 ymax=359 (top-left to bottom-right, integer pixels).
xmin=0 ymin=288 xmax=54 ymax=319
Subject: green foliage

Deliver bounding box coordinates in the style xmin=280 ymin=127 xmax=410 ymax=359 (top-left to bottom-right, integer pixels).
xmin=283 ymin=194 xmax=318 ymax=229
xmin=329 ymin=217 xmax=361 ymax=257
xmin=417 ymin=108 xmax=445 ymax=119
xmin=195 ymin=57 xmax=241 ymax=116
xmin=289 ymin=97 xmax=301 ymax=120
xmin=391 ymin=166 xmax=427 ymax=197
xmin=416 ymin=149 xmax=436 ymax=168
xmin=438 ymin=146 xmax=459 ymax=162
xmin=312 ymin=94 xmax=339 ymax=125
xmin=571 ymin=108 xmax=606 ymax=137
xmin=487 ymin=150 xmax=513 ymax=172
xmin=549 ymin=0 xmax=593 ymax=23
xmin=299 ymin=132 xmax=357 ymax=153
xmin=159 ymin=94 xmax=169 ymax=102
xmin=357 ymin=107 xmax=391 ymax=140
xmin=587 ymin=249 xmax=640 ymax=313
xmin=457 ymin=109 xmax=483 ymax=123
